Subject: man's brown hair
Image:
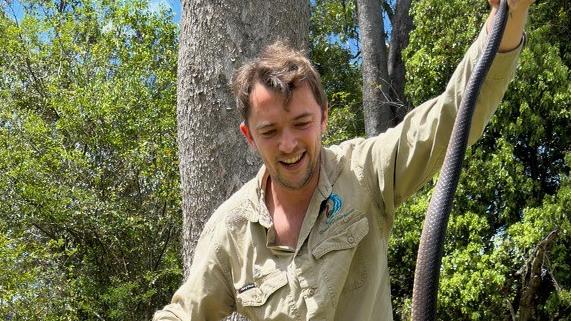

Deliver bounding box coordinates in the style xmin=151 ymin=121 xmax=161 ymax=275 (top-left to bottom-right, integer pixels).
xmin=231 ymin=41 xmax=328 ymax=123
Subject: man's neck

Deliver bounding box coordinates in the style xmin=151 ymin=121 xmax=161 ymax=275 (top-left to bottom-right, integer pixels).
xmin=265 ymin=172 xmax=319 ymax=248
xmin=268 ymin=175 xmax=317 ymax=214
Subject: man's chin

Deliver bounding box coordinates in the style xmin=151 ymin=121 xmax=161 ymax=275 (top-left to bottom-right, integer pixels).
xmin=276 ymin=174 xmax=312 ymax=190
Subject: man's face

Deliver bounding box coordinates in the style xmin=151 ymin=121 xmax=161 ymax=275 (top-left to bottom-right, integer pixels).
xmin=240 ymin=81 xmax=328 ymax=190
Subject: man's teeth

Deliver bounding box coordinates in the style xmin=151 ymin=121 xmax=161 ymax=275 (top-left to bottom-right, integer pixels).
xmin=282 ymin=153 xmax=303 ymax=164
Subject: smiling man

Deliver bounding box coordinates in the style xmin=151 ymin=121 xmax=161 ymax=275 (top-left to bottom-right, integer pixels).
xmin=154 ymin=1 xmax=533 ymax=320
xmin=238 ymin=74 xmax=329 ymax=248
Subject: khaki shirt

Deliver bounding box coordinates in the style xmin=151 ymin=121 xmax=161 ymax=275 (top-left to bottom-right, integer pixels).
xmin=154 ymin=26 xmax=523 ymax=321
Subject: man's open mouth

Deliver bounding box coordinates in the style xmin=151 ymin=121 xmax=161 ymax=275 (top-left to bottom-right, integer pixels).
xmin=279 ymin=152 xmax=305 ymax=167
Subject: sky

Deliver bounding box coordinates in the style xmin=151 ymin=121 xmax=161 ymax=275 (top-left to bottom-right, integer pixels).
xmin=149 ymin=0 xmax=181 ymax=22
xmin=5 ymin=0 xmax=390 ymax=34
xmin=4 ymin=0 xmax=182 ymax=23
xmin=4 ymin=0 xmax=390 ymax=63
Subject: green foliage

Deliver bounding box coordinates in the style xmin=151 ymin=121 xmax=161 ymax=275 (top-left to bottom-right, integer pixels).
xmin=0 ymin=228 xmax=75 ymax=320
xmin=0 ymin=1 xmax=182 ymax=319
xmin=507 ymin=177 xmax=571 ymax=319
xmin=323 ymin=95 xmax=363 ymax=145
xmin=310 ymin=0 xmax=365 ymax=145
xmin=2 ymin=0 xmax=568 ymax=320
xmin=311 ymin=0 xmax=359 ymax=43
xmin=404 ymin=0 xmax=489 ymax=106
xmin=389 ymin=189 xmax=429 ymax=319
xmin=390 ymin=0 xmax=571 ymax=320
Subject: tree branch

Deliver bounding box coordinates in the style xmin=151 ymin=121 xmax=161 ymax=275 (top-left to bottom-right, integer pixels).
xmin=517 ymin=229 xmax=559 ymax=321
xmin=506 ymin=298 xmax=516 ymax=321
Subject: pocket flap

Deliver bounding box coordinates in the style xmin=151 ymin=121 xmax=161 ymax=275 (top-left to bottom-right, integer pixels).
xmin=312 ymin=216 xmax=369 ymax=259
xmin=236 ymin=270 xmax=288 ymax=307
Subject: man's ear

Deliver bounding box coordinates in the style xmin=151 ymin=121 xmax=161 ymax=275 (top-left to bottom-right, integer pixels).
xmin=240 ymin=121 xmax=256 ymax=149
xmin=320 ymin=104 xmax=329 ymax=132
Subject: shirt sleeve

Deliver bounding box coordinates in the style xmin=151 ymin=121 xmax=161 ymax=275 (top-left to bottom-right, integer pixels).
xmin=153 ymin=223 xmax=235 ymax=321
xmin=355 ymin=24 xmax=524 ymax=220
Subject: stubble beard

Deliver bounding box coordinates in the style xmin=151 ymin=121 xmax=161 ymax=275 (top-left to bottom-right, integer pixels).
xmin=275 ymin=160 xmax=314 ymax=190
xmin=266 ymin=133 xmax=323 ymax=191
xmin=275 ymin=149 xmax=322 ymax=190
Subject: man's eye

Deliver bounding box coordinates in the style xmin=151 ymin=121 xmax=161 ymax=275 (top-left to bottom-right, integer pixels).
xmin=261 ymin=130 xmax=276 ymax=137
xmin=296 ymin=122 xmax=311 ymax=129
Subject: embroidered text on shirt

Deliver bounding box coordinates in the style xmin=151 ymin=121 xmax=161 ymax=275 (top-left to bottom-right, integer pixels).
xmin=238 ymin=283 xmax=256 ymax=294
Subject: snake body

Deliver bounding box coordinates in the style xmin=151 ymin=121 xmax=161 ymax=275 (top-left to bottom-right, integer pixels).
xmin=411 ymin=1 xmax=510 ymax=320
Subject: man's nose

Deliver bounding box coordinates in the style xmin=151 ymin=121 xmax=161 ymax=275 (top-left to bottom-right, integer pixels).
xmin=278 ymin=129 xmax=297 ymax=154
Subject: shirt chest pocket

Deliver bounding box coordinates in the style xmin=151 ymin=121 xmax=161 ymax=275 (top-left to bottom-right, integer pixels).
xmin=236 ymin=269 xmax=288 ymax=307
xmin=311 ymin=216 xmax=370 ymax=295
xmin=312 ymin=216 xmax=369 ymax=259
xmin=311 ymin=216 xmax=369 ymax=260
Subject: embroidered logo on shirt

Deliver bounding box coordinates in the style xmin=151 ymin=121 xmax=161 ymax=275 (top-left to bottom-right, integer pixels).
xmin=318 ymin=193 xmax=350 ymax=234
xmin=238 ymin=283 xmax=256 ymax=294
xmin=324 ymin=193 xmax=343 ymax=225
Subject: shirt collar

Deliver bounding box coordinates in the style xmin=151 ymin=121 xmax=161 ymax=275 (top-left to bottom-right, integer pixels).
xmin=248 ymin=146 xmax=345 ymax=226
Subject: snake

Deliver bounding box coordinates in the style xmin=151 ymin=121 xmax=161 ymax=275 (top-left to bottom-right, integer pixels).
xmin=411 ymin=0 xmax=510 ymax=320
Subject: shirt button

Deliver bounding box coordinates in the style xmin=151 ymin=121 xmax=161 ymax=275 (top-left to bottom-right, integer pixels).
xmin=307 ymin=288 xmax=315 ymax=296
xmin=347 ymin=235 xmax=355 ymax=244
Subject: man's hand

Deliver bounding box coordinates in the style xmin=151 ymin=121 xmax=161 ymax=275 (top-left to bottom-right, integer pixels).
xmin=489 ymin=0 xmax=535 ymax=13
xmin=487 ymin=0 xmax=534 ymax=52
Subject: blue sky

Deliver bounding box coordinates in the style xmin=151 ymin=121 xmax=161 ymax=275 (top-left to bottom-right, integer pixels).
xmin=149 ymin=0 xmax=181 ymax=22
xmin=5 ymin=0 xmax=390 ymax=63
xmin=151 ymin=0 xmax=390 ymax=63
xmin=4 ymin=0 xmax=182 ymax=23
xmin=6 ymin=1 xmax=390 ymax=42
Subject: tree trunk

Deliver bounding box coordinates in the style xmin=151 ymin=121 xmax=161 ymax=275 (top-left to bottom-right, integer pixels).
xmin=356 ymin=0 xmax=395 ymax=136
xmin=357 ymin=0 xmax=415 ymax=136
xmin=388 ymin=0 xmax=413 ymax=120
xmin=177 ymin=0 xmax=309 ymax=319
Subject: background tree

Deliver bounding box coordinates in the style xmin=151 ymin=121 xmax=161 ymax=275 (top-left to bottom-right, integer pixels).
xmin=387 ymin=0 xmax=412 ymax=119
xmin=356 ymin=0 xmax=394 ymax=135
xmin=388 ymin=0 xmax=570 ymax=319
xmin=356 ymin=0 xmax=413 ymax=136
xmin=311 ymin=0 xmax=413 ymax=137
xmin=176 ymin=0 xmax=309 ymax=319
xmin=310 ymin=0 xmax=364 ymax=145
xmin=1 ymin=0 xmax=568 ymax=320
xmin=0 ymin=1 xmax=181 ymax=319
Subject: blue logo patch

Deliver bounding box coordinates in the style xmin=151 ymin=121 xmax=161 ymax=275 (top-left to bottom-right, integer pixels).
xmin=319 ymin=193 xmax=356 ymax=233
xmin=324 ymin=193 xmax=343 ymax=225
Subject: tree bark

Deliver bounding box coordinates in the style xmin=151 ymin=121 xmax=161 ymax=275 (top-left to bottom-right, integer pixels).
xmin=357 ymin=0 xmax=414 ymax=136
xmin=177 ymin=1 xmax=309 ymax=319
xmin=516 ymin=229 xmax=559 ymax=321
xmin=356 ymin=0 xmax=395 ymax=136
xmin=388 ymin=0 xmax=413 ymax=120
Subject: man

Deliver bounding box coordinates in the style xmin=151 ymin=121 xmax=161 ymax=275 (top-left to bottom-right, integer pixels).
xmin=155 ymin=0 xmax=532 ymax=320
